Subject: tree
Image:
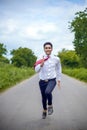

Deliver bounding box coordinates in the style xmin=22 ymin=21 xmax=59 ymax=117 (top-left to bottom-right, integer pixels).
xmin=58 ymin=49 xmax=80 ymax=68
xmin=11 ymin=47 xmax=37 ymax=67
xmin=0 ymin=43 xmax=9 ymax=64
xmin=0 ymin=43 xmax=7 ymax=56
xmin=69 ymin=8 xmax=87 ymax=67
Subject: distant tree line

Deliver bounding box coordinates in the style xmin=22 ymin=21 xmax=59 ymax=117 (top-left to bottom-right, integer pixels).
xmin=11 ymin=47 xmax=36 ymax=67
xmin=0 ymin=43 xmax=37 ymax=67
xmin=58 ymin=49 xmax=80 ymax=68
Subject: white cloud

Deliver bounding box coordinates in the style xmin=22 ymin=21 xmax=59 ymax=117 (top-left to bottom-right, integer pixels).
xmin=0 ymin=19 xmax=18 ymax=35
xmin=20 ymin=23 xmax=57 ymax=40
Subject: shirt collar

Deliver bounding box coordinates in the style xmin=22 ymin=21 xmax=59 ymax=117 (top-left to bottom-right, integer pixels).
xmin=44 ymin=54 xmax=52 ymax=58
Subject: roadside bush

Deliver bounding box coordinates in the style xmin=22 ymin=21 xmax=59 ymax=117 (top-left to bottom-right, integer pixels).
xmin=0 ymin=63 xmax=35 ymax=92
xmin=63 ymin=67 xmax=87 ymax=82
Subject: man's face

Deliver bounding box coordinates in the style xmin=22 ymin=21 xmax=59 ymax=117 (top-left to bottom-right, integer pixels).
xmin=44 ymin=45 xmax=53 ymax=55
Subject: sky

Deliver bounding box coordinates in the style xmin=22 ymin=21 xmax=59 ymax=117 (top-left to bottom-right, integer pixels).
xmin=0 ymin=0 xmax=87 ymax=58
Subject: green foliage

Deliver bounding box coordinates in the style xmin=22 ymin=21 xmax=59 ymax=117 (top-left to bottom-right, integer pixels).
xmin=69 ymin=8 xmax=87 ymax=68
xmin=0 ymin=43 xmax=7 ymax=56
xmin=63 ymin=67 xmax=87 ymax=82
xmin=0 ymin=43 xmax=9 ymax=64
xmin=0 ymin=56 xmax=9 ymax=63
xmin=58 ymin=49 xmax=80 ymax=68
xmin=11 ymin=47 xmax=37 ymax=67
xmin=0 ymin=62 xmax=35 ymax=92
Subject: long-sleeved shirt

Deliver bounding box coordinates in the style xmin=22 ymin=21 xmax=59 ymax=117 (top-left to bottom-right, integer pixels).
xmin=35 ymin=55 xmax=62 ymax=81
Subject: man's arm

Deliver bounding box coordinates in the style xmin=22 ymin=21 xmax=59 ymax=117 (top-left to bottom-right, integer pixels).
xmin=35 ymin=64 xmax=41 ymax=72
xmin=35 ymin=56 xmax=44 ymax=72
xmin=56 ymin=57 xmax=62 ymax=89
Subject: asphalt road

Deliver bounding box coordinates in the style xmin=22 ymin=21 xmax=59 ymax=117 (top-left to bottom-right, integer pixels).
xmin=0 ymin=74 xmax=87 ymax=130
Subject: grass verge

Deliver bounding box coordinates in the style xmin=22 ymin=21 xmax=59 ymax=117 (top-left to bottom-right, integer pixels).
xmin=63 ymin=67 xmax=87 ymax=82
xmin=0 ymin=63 xmax=35 ymax=92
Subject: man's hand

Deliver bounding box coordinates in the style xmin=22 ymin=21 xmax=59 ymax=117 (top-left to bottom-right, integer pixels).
xmin=57 ymin=80 xmax=61 ymax=90
xmin=40 ymin=56 xmax=44 ymax=67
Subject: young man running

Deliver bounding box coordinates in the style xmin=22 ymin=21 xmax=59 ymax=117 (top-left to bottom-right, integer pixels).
xmin=34 ymin=42 xmax=62 ymax=119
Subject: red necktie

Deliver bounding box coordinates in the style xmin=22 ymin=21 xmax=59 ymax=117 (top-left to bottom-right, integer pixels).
xmin=34 ymin=56 xmax=50 ymax=68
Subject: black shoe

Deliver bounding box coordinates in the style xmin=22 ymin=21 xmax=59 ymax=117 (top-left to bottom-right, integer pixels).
xmin=42 ymin=112 xmax=47 ymax=119
xmin=48 ymin=106 xmax=53 ymax=115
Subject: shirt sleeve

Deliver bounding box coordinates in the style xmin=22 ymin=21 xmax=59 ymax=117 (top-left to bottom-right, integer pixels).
xmin=56 ymin=57 xmax=62 ymax=81
xmin=35 ymin=64 xmax=41 ymax=72
xmin=34 ymin=56 xmax=42 ymax=73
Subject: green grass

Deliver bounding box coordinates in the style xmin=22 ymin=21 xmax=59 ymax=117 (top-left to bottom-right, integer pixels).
xmin=63 ymin=67 xmax=87 ymax=82
xmin=0 ymin=62 xmax=35 ymax=92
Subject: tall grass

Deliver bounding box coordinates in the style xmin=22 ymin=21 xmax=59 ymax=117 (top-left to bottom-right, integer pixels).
xmin=63 ymin=67 xmax=87 ymax=82
xmin=0 ymin=62 xmax=35 ymax=92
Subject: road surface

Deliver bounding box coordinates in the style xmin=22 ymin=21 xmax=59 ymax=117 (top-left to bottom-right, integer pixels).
xmin=0 ymin=74 xmax=87 ymax=130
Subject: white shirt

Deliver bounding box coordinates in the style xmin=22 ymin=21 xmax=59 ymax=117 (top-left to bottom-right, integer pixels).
xmin=35 ymin=55 xmax=62 ymax=81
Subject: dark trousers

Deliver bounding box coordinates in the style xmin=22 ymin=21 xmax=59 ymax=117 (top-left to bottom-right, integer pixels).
xmin=39 ymin=78 xmax=56 ymax=110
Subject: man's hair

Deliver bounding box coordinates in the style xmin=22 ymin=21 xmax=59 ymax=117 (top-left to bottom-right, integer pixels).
xmin=43 ymin=42 xmax=53 ymax=48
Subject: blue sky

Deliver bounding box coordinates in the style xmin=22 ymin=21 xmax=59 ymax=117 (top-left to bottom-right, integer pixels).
xmin=0 ymin=0 xmax=87 ymax=58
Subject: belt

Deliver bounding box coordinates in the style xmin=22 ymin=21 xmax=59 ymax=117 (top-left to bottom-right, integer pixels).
xmin=40 ymin=78 xmax=56 ymax=82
